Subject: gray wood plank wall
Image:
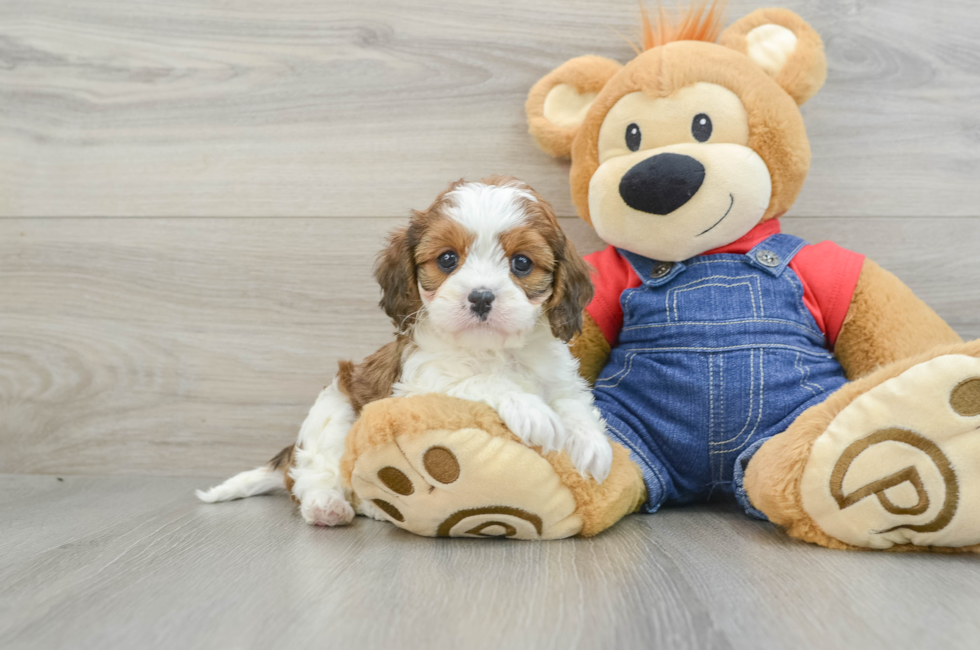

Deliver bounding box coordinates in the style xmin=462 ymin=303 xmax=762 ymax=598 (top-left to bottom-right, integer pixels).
xmin=2 ymin=0 xmax=979 ymax=476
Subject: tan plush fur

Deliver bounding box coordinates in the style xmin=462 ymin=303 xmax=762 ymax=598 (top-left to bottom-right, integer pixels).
xmin=639 ymin=1 xmax=726 ymax=50
xmin=342 ymin=394 xmax=646 ymax=537
xmin=574 ymin=41 xmax=813 ymax=225
xmin=745 ymin=339 xmax=980 ymax=553
xmin=834 ymin=260 xmax=963 ymax=380
xmin=718 ymin=8 xmax=827 ymax=105
xmin=527 ymin=9 xmax=825 ymax=226
xmin=526 ymin=56 xmax=622 ymax=159
xmin=570 ymin=312 xmax=612 ymax=385
xmin=525 ymin=5 xmax=980 ymax=552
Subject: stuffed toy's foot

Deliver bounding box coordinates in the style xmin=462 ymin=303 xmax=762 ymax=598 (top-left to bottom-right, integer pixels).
xmin=340 ymin=394 xmax=645 ymax=539
xmin=746 ymin=341 xmax=980 ymax=552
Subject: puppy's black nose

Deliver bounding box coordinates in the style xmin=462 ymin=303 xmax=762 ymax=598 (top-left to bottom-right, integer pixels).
xmin=619 ymin=153 xmax=705 ymax=215
xmin=468 ymin=288 xmax=495 ymax=319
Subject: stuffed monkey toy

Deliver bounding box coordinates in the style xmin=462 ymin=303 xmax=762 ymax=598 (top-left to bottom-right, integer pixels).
xmin=342 ymin=4 xmax=980 ymax=550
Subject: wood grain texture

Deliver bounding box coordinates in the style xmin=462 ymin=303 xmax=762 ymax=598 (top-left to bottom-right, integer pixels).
xmin=3 ymin=0 xmax=980 ymax=217
xmin=2 ymin=474 xmax=980 ymax=650
xmin=1 ymin=216 xmax=978 ymax=477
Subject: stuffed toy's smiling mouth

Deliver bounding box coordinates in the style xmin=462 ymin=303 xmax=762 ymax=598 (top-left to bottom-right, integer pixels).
xmin=697 ymin=194 xmax=735 ymax=237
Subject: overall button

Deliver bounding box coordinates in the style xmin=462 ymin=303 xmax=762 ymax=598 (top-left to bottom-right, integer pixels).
xmin=755 ymin=250 xmax=781 ymax=267
xmin=650 ymin=262 xmax=674 ymax=278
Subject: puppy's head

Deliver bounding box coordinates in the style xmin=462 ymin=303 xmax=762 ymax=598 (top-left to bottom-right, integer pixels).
xmin=374 ymin=177 xmax=593 ymax=348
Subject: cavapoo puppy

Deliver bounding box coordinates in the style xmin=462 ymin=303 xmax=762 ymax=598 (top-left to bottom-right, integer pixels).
xmin=198 ymin=176 xmax=613 ymax=526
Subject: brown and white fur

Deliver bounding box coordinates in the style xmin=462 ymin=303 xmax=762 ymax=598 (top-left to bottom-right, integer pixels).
xmin=197 ymin=177 xmax=613 ymax=526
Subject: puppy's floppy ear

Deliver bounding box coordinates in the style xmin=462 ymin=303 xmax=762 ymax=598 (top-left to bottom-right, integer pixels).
xmin=719 ymin=8 xmax=827 ymax=105
xmin=526 ymin=56 xmax=622 ymax=159
xmin=374 ymin=226 xmax=422 ymax=331
xmin=547 ymin=234 xmax=595 ymax=342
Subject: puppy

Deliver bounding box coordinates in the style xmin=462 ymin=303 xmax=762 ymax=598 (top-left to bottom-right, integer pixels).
xmin=197 ymin=176 xmax=613 ymax=526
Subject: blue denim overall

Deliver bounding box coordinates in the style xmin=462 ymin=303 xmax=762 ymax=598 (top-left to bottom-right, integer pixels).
xmin=592 ymin=233 xmax=848 ymax=518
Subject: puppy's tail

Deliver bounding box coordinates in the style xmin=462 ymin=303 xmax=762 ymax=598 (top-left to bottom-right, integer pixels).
xmin=195 ymin=445 xmax=294 ymax=503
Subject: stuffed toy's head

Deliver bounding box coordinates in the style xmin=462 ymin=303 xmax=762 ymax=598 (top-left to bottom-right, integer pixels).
xmin=526 ymin=4 xmax=827 ymax=262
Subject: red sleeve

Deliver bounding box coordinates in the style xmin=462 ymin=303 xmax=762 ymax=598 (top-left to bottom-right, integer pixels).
xmin=583 ymin=246 xmax=642 ymax=346
xmin=789 ymin=242 xmax=865 ymax=348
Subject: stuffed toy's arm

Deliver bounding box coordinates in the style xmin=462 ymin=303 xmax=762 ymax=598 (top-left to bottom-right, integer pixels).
xmin=834 ymin=259 xmax=963 ymax=380
xmin=571 ymin=312 xmax=612 ymax=385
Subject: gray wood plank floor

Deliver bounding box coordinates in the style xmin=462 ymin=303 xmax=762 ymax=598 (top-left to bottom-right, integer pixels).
xmin=0 ymin=475 xmax=980 ymax=650
xmin=2 ymin=216 xmax=978 ymax=476
xmin=2 ymin=474 xmax=979 ymax=650
xmin=3 ymin=0 xmax=980 ymax=218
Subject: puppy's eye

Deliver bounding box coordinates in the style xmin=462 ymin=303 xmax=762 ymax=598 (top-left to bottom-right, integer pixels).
xmin=692 ymin=113 xmax=712 ymax=142
xmin=510 ymin=254 xmax=533 ymax=277
xmin=625 ymin=123 xmax=641 ymax=152
xmin=436 ymin=250 xmax=458 ymax=273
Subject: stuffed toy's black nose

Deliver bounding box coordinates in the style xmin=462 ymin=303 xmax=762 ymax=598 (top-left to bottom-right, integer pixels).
xmin=619 ymin=153 xmax=706 ymax=215
xmin=468 ymin=289 xmax=495 ymax=319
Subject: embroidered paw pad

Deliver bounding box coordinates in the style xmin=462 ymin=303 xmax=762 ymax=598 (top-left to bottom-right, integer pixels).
xmin=348 ymin=426 xmax=584 ymax=539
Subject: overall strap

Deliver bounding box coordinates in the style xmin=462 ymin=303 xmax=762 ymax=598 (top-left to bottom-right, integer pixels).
xmin=744 ymin=233 xmax=808 ymax=277
xmin=616 ymin=248 xmax=686 ymax=287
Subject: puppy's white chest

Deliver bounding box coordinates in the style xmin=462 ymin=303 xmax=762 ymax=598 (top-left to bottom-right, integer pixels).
xmin=394 ymin=349 xmax=542 ymax=398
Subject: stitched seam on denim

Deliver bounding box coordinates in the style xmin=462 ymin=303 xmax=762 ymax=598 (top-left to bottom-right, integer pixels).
xmin=782 ymin=268 xmax=824 ymax=337
xmin=607 ymin=344 xmax=834 ymax=358
xmin=618 ymin=249 xmax=649 ymax=283
xmin=709 ymin=349 xmax=748 ymax=453
xmin=708 ymin=354 xmax=715 ymax=443
xmin=621 ymin=318 xmax=824 ymax=337
xmin=712 ymin=349 xmax=766 ymax=454
xmin=666 ymin=275 xmax=761 ymax=321
xmin=733 ymin=438 xmax=770 ymax=519
xmin=596 ymin=352 xmax=632 ymax=383
xmin=794 ymin=352 xmax=823 ymax=396
xmin=717 ymin=354 xmax=727 ymax=479
xmin=784 ymin=271 xmax=809 ymax=323
xmin=719 ymin=354 xmax=726 ymax=445
xmin=710 ymin=349 xmax=755 ymax=448
xmin=604 ymin=420 xmax=667 ymax=501
xmin=595 ymin=352 xmax=638 ymax=388
xmin=684 ymin=258 xmax=752 ymax=268
xmin=740 ymin=348 xmax=766 ymax=454
xmin=671 ymin=282 xmax=759 ymax=321
xmin=757 ymin=274 xmax=766 ymax=318
xmin=778 ymin=240 xmax=808 ymax=268
xmin=621 ymin=289 xmax=633 ymax=328
xmin=622 ymin=287 xmax=644 ymax=328
xmin=785 ymin=240 xmax=808 ymax=261
xmin=708 ymin=355 xmax=717 ymax=483
xmin=665 ymin=274 xmax=761 ymax=294
xmin=749 ymin=237 xmax=807 ymax=269
xmin=713 ymin=355 xmax=726 ymax=483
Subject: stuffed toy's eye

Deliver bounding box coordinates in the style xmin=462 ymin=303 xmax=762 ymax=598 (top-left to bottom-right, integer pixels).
xmin=625 ymin=123 xmax=642 ymax=152
xmin=692 ymin=113 xmax=712 ymax=142
xmin=436 ymin=250 xmax=459 ymax=273
xmin=511 ymin=254 xmax=533 ymax=276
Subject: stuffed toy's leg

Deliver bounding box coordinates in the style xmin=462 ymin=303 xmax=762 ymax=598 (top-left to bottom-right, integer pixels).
xmin=340 ymin=394 xmax=646 ymax=539
xmin=744 ymin=340 xmax=980 ymax=552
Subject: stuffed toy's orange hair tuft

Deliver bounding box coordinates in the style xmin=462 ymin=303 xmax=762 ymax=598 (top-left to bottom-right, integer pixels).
xmin=640 ymin=0 xmax=726 ymax=50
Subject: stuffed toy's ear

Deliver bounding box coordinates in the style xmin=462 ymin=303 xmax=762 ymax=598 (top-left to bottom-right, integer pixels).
xmin=719 ymin=8 xmax=827 ymax=105
xmin=526 ymin=56 xmax=622 ymax=158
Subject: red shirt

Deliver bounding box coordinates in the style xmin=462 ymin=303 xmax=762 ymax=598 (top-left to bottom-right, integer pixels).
xmin=584 ymin=220 xmax=865 ymax=349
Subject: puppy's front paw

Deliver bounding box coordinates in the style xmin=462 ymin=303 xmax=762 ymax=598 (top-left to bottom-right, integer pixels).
xmin=300 ymin=489 xmax=355 ymax=527
xmin=497 ymin=393 xmax=565 ymax=453
xmin=564 ymin=421 xmax=614 ymax=483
